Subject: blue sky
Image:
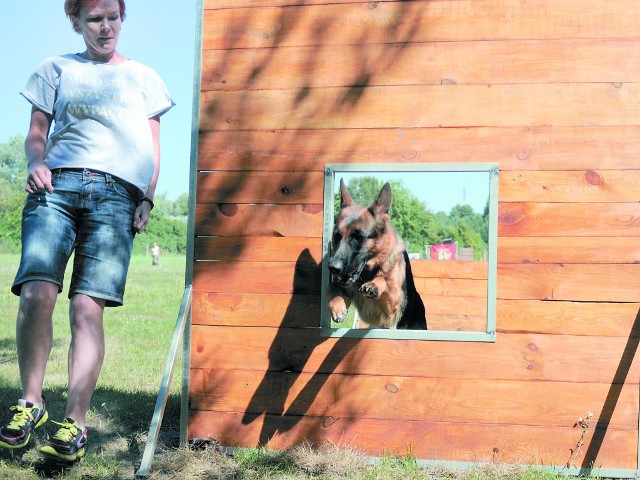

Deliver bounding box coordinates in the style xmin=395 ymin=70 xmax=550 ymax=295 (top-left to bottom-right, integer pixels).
xmin=336 ymin=171 xmax=490 ymax=214
xmin=1 ymin=1 xmax=197 ymax=200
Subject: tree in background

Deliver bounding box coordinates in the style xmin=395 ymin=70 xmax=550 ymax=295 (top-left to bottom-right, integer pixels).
xmin=0 ymin=136 xmax=28 ymax=251
xmin=0 ymin=135 xmax=187 ymax=254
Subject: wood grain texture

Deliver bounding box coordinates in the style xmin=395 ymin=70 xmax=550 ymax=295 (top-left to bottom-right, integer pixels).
xmin=497 ymin=300 xmax=640 ymax=337
xmin=498 ymin=237 xmax=640 ymax=264
xmin=192 ymin=293 xmax=640 ymax=336
xmin=192 ymin=292 xmax=320 ymax=327
xmin=499 ymin=170 xmax=640 ymax=203
xmin=193 ymin=260 xmax=640 ymax=301
xmin=194 ymin=169 xmax=640 ymax=205
xmin=189 ymin=410 xmax=637 ymax=469
xmin=202 ymin=39 xmax=640 ymax=91
xmin=189 ymin=368 xmax=637 ymax=429
xmin=497 ymin=264 xmax=640 ymax=302
xmin=195 ymin=203 xmax=323 ymax=236
xmin=199 ymin=83 xmax=640 ymax=131
xmin=499 ymin=203 xmax=640 ymax=237
xmin=193 ymin=260 xmax=322 ymax=295
xmin=189 ymin=326 xmax=640 ymax=384
xmin=196 ymin=171 xmax=324 ymax=204
xmin=194 ymin=236 xmax=322 ymax=261
xmin=411 ymin=260 xmax=487 ymax=280
xmin=197 ymin=126 xmax=640 ymax=172
xmin=192 ymin=0 xmax=640 ymax=468
xmin=202 ymin=1 xmax=640 ymax=49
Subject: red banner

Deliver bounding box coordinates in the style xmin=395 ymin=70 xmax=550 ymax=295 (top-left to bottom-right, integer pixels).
xmin=430 ymin=244 xmax=457 ymax=260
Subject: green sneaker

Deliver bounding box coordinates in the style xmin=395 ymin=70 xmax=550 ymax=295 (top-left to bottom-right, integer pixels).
xmin=40 ymin=418 xmax=87 ymax=462
xmin=0 ymin=399 xmax=48 ymax=449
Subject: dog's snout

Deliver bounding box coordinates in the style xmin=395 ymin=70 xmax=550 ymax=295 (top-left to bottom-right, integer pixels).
xmin=328 ymin=258 xmax=343 ymax=275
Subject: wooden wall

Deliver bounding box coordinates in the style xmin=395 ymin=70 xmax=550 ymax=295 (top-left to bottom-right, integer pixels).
xmin=190 ymin=0 xmax=640 ymax=472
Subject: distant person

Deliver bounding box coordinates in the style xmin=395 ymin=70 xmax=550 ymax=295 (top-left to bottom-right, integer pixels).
xmin=151 ymin=242 xmax=161 ymax=266
xmin=0 ymin=0 xmax=173 ymax=462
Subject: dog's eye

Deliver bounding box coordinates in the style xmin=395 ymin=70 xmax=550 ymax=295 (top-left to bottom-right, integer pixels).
xmin=332 ymin=231 xmax=342 ymax=244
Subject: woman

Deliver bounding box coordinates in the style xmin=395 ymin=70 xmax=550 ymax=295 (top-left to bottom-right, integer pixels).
xmin=0 ymin=0 xmax=173 ymax=462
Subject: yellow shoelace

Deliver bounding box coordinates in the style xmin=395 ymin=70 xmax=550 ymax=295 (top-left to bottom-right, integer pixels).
xmin=7 ymin=405 xmax=34 ymax=430
xmin=50 ymin=420 xmax=78 ymax=441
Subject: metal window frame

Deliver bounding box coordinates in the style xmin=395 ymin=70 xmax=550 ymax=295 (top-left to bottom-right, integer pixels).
xmin=321 ymin=162 xmax=499 ymax=342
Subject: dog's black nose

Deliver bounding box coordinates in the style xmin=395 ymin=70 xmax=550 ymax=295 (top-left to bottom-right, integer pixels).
xmin=328 ymin=259 xmax=342 ymax=276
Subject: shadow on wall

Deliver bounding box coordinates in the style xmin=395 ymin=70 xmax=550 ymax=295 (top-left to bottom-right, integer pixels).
xmin=579 ymin=308 xmax=640 ymax=475
xmin=195 ymin=1 xmax=423 ymax=251
xmin=193 ymin=2 xmax=422 ymax=446
xmin=240 ymin=249 xmax=362 ymax=445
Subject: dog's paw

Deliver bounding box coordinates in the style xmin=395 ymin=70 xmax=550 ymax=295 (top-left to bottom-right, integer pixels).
xmin=328 ymin=298 xmax=348 ymax=323
xmin=360 ymin=282 xmax=379 ymax=298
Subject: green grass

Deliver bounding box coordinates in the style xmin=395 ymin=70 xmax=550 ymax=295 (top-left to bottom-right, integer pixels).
xmin=0 ymin=253 xmax=186 ymax=479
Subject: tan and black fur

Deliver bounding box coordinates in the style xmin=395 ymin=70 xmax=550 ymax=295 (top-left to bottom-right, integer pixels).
xmin=327 ymin=180 xmax=427 ymax=330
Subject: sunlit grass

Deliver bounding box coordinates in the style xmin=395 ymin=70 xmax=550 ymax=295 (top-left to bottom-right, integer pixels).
xmin=0 ymin=253 xmax=185 ymax=479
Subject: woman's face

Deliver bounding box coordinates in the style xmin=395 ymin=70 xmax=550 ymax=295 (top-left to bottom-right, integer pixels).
xmin=75 ymin=0 xmax=122 ymax=61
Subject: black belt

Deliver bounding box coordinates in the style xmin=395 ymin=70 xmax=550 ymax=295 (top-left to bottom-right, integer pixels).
xmin=51 ymin=167 xmax=107 ymax=176
xmin=51 ymin=168 xmax=141 ymax=197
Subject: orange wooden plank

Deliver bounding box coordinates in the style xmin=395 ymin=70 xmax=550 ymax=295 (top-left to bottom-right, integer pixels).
xmin=499 ymin=203 xmax=640 ymax=237
xmin=194 ymin=236 xmax=322 ymax=261
xmin=191 ymin=294 xmax=640 ymax=337
xmin=192 ymin=292 xmax=320 ymax=328
xmin=202 ymin=1 xmax=640 ymax=49
xmin=499 ymin=237 xmax=640 ymax=264
xmin=199 ymin=84 xmax=640 ymax=131
xmin=191 ymin=292 xmax=640 ymax=335
xmin=197 ymin=126 xmax=640 ymax=172
xmin=416 ymin=278 xmax=487 ymax=299
xmin=497 ymin=300 xmax=640 ymax=337
xmin=196 ymin=171 xmax=324 ymax=204
xmin=195 ymin=203 xmax=323 ymax=236
xmin=193 ymin=260 xmax=322 ymax=295
xmin=206 ymin=0 xmax=346 ymax=7
xmin=425 ymin=314 xmax=487 ymax=332
xmin=189 ymin=410 xmax=637 ymax=470
xmin=190 ymin=292 xmax=487 ymax=329
xmin=500 ymin=170 xmax=640 ymax=203
xmin=497 ymin=264 xmax=640 ymax=302
xmin=422 ymin=295 xmax=486 ymax=317
xmin=410 ymin=260 xmax=487 ymax=280
xmin=189 ymin=326 xmax=640 ymax=384
xmin=202 ymin=39 xmax=640 ymax=91
xmin=194 ymin=261 xmax=565 ymax=306
xmin=189 ymin=368 xmax=637 ymax=429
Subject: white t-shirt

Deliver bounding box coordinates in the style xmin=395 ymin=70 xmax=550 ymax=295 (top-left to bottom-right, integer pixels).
xmin=21 ymin=54 xmax=174 ymax=196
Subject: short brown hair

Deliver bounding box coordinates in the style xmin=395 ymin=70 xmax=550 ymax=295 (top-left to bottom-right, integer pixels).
xmin=64 ymin=0 xmax=127 ymax=32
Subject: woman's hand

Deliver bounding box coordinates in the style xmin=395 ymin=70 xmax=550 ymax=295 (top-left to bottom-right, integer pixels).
xmin=132 ymin=200 xmax=152 ymax=233
xmin=26 ymin=162 xmax=53 ymax=194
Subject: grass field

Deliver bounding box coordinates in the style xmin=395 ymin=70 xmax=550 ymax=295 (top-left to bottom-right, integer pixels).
xmin=0 ymin=253 xmax=186 ymax=479
xmin=0 ymin=254 xmax=603 ymax=479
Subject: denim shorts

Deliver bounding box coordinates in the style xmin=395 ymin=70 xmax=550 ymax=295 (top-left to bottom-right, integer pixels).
xmin=12 ymin=168 xmax=140 ymax=307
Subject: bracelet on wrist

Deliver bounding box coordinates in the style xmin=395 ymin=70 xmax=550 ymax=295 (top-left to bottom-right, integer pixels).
xmin=140 ymin=197 xmax=155 ymax=210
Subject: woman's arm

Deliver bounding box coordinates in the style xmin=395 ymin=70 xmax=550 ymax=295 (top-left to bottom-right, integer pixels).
xmin=145 ymin=115 xmax=161 ymax=201
xmin=24 ymin=106 xmax=53 ymax=193
xmin=132 ymin=115 xmax=161 ymax=233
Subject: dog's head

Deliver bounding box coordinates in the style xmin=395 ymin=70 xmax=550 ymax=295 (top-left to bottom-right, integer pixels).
xmin=328 ymin=179 xmax=392 ymax=287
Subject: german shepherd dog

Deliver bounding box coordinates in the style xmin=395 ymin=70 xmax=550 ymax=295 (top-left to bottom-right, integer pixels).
xmin=327 ymin=180 xmax=427 ymax=330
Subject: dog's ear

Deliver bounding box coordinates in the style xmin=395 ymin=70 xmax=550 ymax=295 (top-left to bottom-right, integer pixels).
xmin=369 ymin=182 xmax=392 ymax=217
xmin=339 ymin=178 xmax=355 ymax=208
